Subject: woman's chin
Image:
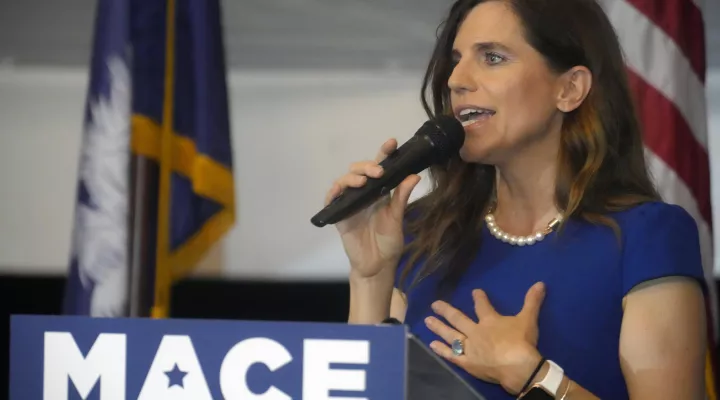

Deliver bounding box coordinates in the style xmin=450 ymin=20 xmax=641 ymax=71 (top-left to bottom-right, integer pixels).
xmin=459 ymin=145 xmax=494 ymax=165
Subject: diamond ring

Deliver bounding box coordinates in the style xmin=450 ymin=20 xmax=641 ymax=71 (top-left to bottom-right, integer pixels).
xmin=451 ymin=338 xmax=465 ymax=356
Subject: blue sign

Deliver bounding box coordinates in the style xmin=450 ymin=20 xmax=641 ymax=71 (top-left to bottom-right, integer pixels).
xmin=10 ymin=315 xmax=407 ymax=400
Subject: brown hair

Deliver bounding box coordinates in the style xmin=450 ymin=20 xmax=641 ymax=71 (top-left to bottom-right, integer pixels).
xmin=398 ymin=0 xmax=660 ymax=296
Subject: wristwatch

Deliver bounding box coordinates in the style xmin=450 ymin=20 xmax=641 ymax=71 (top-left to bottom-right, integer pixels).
xmin=517 ymin=360 xmax=564 ymax=399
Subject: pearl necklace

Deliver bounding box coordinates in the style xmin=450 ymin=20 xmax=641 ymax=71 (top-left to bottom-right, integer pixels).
xmin=484 ymin=212 xmax=563 ymax=246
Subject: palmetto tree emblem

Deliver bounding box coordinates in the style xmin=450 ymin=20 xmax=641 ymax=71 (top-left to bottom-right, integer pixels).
xmin=71 ymin=56 xmax=130 ymax=317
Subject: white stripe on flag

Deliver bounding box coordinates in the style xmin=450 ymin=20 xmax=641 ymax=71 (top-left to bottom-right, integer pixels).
xmin=601 ymin=0 xmax=708 ymax=150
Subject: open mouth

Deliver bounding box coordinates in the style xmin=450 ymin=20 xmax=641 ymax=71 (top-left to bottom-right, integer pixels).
xmin=457 ymin=108 xmax=496 ymax=127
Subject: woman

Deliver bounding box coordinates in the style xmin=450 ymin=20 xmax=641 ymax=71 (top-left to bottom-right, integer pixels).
xmin=325 ymin=0 xmax=708 ymax=399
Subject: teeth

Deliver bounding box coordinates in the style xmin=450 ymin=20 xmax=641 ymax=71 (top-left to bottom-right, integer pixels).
xmin=459 ymin=108 xmax=480 ymax=116
xmin=459 ymin=108 xmax=493 ymax=116
xmin=460 ymin=108 xmax=495 ymax=126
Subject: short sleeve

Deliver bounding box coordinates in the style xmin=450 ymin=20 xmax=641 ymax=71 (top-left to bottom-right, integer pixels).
xmin=621 ymin=202 xmax=707 ymax=296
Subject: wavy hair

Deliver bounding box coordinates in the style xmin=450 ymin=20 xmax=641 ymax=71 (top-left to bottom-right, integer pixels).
xmin=398 ymin=0 xmax=660 ymax=296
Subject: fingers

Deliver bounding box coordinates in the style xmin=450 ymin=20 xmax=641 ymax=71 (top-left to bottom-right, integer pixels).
xmin=348 ymin=160 xmax=384 ymax=178
xmin=324 ymin=138 xmax=399 ymax=207
xmin=428 ymin=340 xmax=467 ymax=367
xmin=324 ymin=161 xmax=384 ymax=206
xmin=389 ymin=174 xmax=422 ymax=221
xmin=325 ymin=179 xmax=358 ymax=206
xmin=425 ymin=316 xmax=465 ymax=347
xmin=375 ymin=138 xmax=398 ymax=163
xmin=518 ymin=282 xmax=546 ymax=321
xmin=431 ymin=301 xmax=476 ymax=335
xmin=472 ymin=289 xmax=500 ymax=320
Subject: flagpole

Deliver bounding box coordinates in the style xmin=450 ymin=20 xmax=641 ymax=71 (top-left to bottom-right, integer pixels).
xmin=151 ymin=0 xmax=177 ymax=319
xmin=124 ymin=0 xmax=235 ymax=319
xmin=127 ymin=153 xmax=158 ymax=317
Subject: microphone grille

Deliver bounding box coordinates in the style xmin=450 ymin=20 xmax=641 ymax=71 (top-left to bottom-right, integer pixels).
xmin=424 ymin=115 xmax=465 ymax=162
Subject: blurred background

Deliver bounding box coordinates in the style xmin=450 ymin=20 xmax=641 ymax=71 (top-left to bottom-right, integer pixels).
xmin=0 ymin=0 xmax=718 ymax=396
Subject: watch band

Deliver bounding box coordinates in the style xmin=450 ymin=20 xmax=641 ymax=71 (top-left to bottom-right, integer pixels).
xmin=537 ymin=360 xmax=564 ymax=395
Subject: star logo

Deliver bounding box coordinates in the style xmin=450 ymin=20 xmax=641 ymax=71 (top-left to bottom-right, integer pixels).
xmin=165 ymin=363 xmax=188 ymax=388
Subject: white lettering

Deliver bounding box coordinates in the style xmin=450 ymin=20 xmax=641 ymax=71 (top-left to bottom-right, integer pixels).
xmin=303 ymin=339 xmax=369 ymax=400
xmin=220 ymin=337 xmax=292 ymax=400
xmin=137 ymin=335 xmax=212 ymax=400
xmin=41 ymin=332 xmax=374 ymax=400
xmin=43 ymin=332 xmax=126 ymax=400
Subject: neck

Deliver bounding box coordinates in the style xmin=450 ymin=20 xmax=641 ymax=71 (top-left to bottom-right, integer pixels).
xmin=492 ymin=150 xmax=560 ymax=236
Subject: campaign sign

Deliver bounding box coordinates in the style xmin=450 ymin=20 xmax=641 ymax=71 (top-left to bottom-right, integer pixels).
xmin=10 ymin=315 xmax=407 ymax=400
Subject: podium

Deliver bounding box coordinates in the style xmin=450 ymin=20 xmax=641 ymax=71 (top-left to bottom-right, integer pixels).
xmin=10 ymin=315 xmax=485 ymax=400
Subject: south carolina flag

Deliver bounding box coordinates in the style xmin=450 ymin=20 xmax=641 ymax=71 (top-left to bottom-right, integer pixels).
xmin=63 ymin=0 xmax=235 ymax=319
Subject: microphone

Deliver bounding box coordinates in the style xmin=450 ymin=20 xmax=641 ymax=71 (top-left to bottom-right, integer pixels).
xmin=311 ymin=115 xmax=465 ymax=227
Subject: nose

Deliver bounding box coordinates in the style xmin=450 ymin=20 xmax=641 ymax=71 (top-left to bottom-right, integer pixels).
xmin=447 ymin=58 xmax=477 ymax=94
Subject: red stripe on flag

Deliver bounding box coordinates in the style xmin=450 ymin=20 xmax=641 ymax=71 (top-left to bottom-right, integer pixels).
xmin=626 ymin=70 xmax=712 ymax=226
xmin=625 ymin=0 xmax=706 ymax=82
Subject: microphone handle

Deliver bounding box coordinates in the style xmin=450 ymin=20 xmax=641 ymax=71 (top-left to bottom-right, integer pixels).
xmin=311 ymin=135 xmax=436 ymax=227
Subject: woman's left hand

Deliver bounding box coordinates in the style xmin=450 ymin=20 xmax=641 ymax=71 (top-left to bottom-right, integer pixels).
xmin=425 ymin=281 xmax=547 ymax=395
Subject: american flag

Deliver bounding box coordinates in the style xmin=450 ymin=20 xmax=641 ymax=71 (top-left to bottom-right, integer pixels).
xmin=601 ymin=0 xmax=718 ymax=397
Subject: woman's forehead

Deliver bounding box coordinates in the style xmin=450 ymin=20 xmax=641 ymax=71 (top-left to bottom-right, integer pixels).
xmin=453 ymin=2 xmax=525 ymax=49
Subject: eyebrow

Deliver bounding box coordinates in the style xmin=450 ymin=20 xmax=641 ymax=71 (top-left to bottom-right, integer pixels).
xmin=452 ymin=41 xmax=513 ymax=58
xmin=474 ymin=41 xmax=512 ymax=52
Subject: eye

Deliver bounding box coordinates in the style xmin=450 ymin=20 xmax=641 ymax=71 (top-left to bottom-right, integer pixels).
xmin=450 ymin=51 xmax=461 ymax=68
xmin=485 ymin=51 xmax=506 ymax=65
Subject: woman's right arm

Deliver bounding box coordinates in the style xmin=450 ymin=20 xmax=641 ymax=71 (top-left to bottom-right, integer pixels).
xmin=324 ymin=138 xmax=420 ymax=325
xmin=348 ymin=270 xmax=407 ymax=324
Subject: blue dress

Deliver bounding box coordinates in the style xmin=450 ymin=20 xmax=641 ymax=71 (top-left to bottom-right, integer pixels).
xmin=395 ymin=201 xmax=707 ymax=399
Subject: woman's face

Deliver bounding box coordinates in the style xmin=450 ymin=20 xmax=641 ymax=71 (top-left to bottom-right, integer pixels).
xmin=448 ymin=1 xmax=565 ymax=166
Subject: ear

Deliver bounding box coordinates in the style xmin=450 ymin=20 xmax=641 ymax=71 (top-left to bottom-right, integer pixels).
xmin=555 ymin=66 xmax=592 ymax=113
